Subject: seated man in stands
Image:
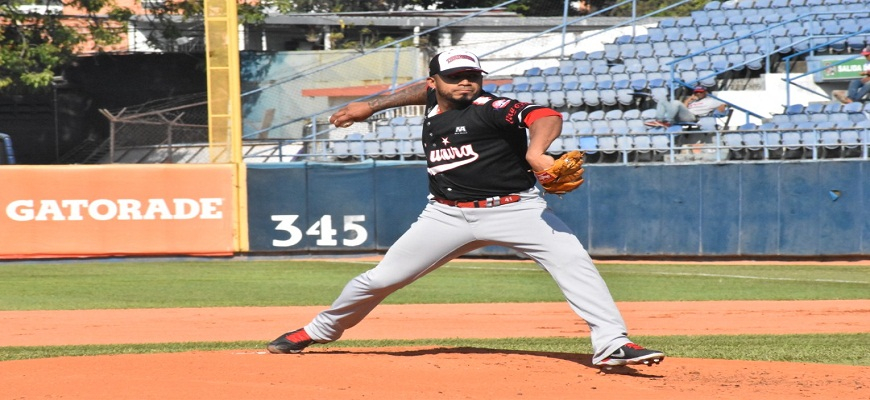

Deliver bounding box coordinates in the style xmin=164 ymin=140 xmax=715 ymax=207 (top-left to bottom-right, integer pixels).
xmin=833 ymin=47 xmax=870 ymax=104
xmin=644 ymin=86 xmax=726 ymax=128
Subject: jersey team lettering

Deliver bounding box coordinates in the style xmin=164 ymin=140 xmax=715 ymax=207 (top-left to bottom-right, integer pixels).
xmin=6 ymin=198 xmax=224 ymax=221
xmin=427 ymin=144 xmax=480 ymax=175
xmin=504 ymin=102 xmax=527 ymax=124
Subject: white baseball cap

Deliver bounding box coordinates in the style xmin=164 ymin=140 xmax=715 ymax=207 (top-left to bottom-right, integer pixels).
xmin=429 ymin=49 xmax=487 ymax=76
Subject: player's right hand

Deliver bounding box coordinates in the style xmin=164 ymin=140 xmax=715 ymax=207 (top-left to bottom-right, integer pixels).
xmin=329 ymin=102 xmax=375 ymax=128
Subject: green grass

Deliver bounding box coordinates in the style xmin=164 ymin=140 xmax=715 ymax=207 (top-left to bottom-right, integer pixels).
xmin=0 ymin=259 xmax=867 ymax=365
xmin=0 ymin=260 xmax=867 ymax=310
xmin=2 ymin=334 xmax=867 ymax=366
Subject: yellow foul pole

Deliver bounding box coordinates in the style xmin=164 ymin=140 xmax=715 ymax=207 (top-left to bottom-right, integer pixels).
xmin=204 ymin=0 xmax=249 ymax=252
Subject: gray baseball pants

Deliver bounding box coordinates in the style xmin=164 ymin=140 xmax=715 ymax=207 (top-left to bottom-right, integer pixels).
xmin=304 ymin=188 xmax=632 ymax=364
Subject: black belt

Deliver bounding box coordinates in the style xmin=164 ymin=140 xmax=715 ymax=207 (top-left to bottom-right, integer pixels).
xmin=433 ymin=195 xmax=521 ymax=208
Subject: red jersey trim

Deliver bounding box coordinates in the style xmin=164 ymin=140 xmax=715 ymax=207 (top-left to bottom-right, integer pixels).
xmin=524 ymin=108 xmax=563 ymax=126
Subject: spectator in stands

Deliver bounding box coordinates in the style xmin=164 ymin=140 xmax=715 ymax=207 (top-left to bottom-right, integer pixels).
xmin=833 ymin=47 xmax=870 ymax=104
xmin=644 ymin=86 xmax=726 ymax=128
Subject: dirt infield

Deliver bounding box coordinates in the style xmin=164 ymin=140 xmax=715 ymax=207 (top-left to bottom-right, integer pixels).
xmin=2 ymin=300 xmax=869 ymax=399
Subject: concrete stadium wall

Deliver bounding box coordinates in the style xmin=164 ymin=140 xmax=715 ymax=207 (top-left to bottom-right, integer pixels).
xmin=246 ymin=161 xmax=869 ymax=258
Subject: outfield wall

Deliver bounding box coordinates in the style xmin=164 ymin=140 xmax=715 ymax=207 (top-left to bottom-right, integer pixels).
xmin=2 ymin=162 xmax=866 ymax=259
xmin=247 ymin=161 xmax=870 ymax=258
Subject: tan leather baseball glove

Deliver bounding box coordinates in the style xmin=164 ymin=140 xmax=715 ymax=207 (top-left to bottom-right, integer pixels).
xmin=533 ymin=150 xmax=586 ymax=194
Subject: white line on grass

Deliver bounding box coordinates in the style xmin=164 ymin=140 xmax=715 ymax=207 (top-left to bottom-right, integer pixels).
xmin=442 ymin=265 xmax=868 ymax=284
xmin=325 ymin=261 xmax=868 ymax=284
xmin=637 ymin=271 xmax=868 ymax=285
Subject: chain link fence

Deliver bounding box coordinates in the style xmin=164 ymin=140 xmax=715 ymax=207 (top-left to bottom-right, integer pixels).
xmin=99 ymin=95 xmax=210 ymax=163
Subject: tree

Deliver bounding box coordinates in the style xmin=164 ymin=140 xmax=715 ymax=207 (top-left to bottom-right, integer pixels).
xmin=0 ymin=0 xmax=133 ymax=93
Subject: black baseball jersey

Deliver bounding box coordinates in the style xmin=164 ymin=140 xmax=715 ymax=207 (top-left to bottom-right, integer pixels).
xmin=422 ymin=88 xmax=553 ymax=201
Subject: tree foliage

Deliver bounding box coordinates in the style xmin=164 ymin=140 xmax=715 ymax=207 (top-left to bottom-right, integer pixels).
xmin=0 ymin=0 xmax=132 ymax=93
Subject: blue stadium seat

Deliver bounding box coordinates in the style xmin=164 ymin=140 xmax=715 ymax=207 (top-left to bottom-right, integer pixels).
xmin=569 ymin=110 xmax=588 ymax=122
xmin=588 ymin=110 xmax=606 ymax=121
xmin=583 ymin=91 xmax=601 ymax=110
xmin=810 ymin=112 xmax=831 ymax=124
xmin=650 ymin=133 xmax=671 ymax=153
xmin=577 ymin=135 xmax=599 ymax=153
xmin=610 ymin=119 xmax=630 ymax=132
xmin=612 ymin=75 xmax=630 ymax=89
xmin=632 ymin=134 xmax=653 ymax=154
xmin=785 ymin=104 xmax=806 ymax=115
xmin=843 ymin=101 xmax=864 ymax=114
xmin=558 ymin=65 xmax=576 ymax=76
xmin=571 ymin=51 xmax=588 ymax=61
xmin=588 ymin=50 xmax=606 ymax=60
xmin=759 ymin=122 xmax=782 ymax=152
xmin=497 ymin=83 xmax=514 ymax=94
xmin=566 ymin=89 xmax=584 ymax=108
xmin=610 ymin=64 xmax=627 ymax=75
xmin=745 ymin=53 xmax=764 ymax=70
xmin=406 ymin=115 xmax=423 ymax=126
xmin=604 ymin=109 xmax=623 ymax=120
xmin=779 ymin=129 xmax=802 ymax=158
xmin=562 ymin=135 xmax=579 ymax=151
xmin=704 ymin=0 xmax=722 ymax=10
xmin=596 ymin=135 xmax=618 ymax=154
xmin=541 ymin=66 xmax=559 ymax=77
xmin=627 ymin=119 xmax=648 ymax=134
xmin=743 ymin=131 xmax=764 ymax=152
xmin=548 ymin=84 xmax=565 ymax=102
xmin=623 ymin=108 xmax=641 ymax=120
xmin=574 ymin=120 xmax=594 ymax=136
xmin=722 ymin=131 xmax=744 ymax=151
xmin=547 ymin=137 xmax=566 ymax=154
xmin=720 ymin=0 xmax=739 ymax=10
xmin=658 ymin=18 xmax=677 ymax=28
xmin=699 ymin=117 xmax=720 ymax=131
xmin=375 ymin=124 xmax=395 ymax=139
xmin=805 ymin=102 xmax=826 ymax=114
xmin=524 ymin=67 xmax=542 ymax=76
xmin=393 ymin=125 xmax=412 ymax=140
xmin=647 ymin=30 xmax=666 ymax=43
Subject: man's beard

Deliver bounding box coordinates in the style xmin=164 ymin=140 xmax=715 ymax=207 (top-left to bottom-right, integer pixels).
xmin=441 ymin=89 xmax=477 ymax=109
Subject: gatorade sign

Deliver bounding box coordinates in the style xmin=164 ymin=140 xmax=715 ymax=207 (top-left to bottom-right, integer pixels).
xmin=0 ymin=164 xmax=235 ymax=259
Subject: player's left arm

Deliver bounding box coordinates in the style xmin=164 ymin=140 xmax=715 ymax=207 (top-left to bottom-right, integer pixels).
xmin=525 ymin=110 xmax=563 ymax=171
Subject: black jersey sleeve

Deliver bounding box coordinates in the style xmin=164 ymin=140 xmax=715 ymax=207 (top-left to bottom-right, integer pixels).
xmin=477 ymin=93 xmax=550 ymax=130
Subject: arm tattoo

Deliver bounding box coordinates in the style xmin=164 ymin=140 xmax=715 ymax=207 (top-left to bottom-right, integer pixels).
xmin=366 ymin=81 xmax=428 ymax=111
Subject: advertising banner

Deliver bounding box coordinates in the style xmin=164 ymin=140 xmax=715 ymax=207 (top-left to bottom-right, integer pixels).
xmin=0 ymin=164 xmax=235 ymax=259
xmin=808 ymin=55 xmax=867 ymax=82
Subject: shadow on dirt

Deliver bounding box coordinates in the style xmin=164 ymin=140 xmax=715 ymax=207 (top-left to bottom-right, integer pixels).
xmin=316 ymin=346 xmax=664 ymax=378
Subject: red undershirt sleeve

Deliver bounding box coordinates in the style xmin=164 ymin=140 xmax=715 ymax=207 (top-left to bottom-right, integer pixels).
xmin=524 ymin=108 xmax=563 ymax=126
